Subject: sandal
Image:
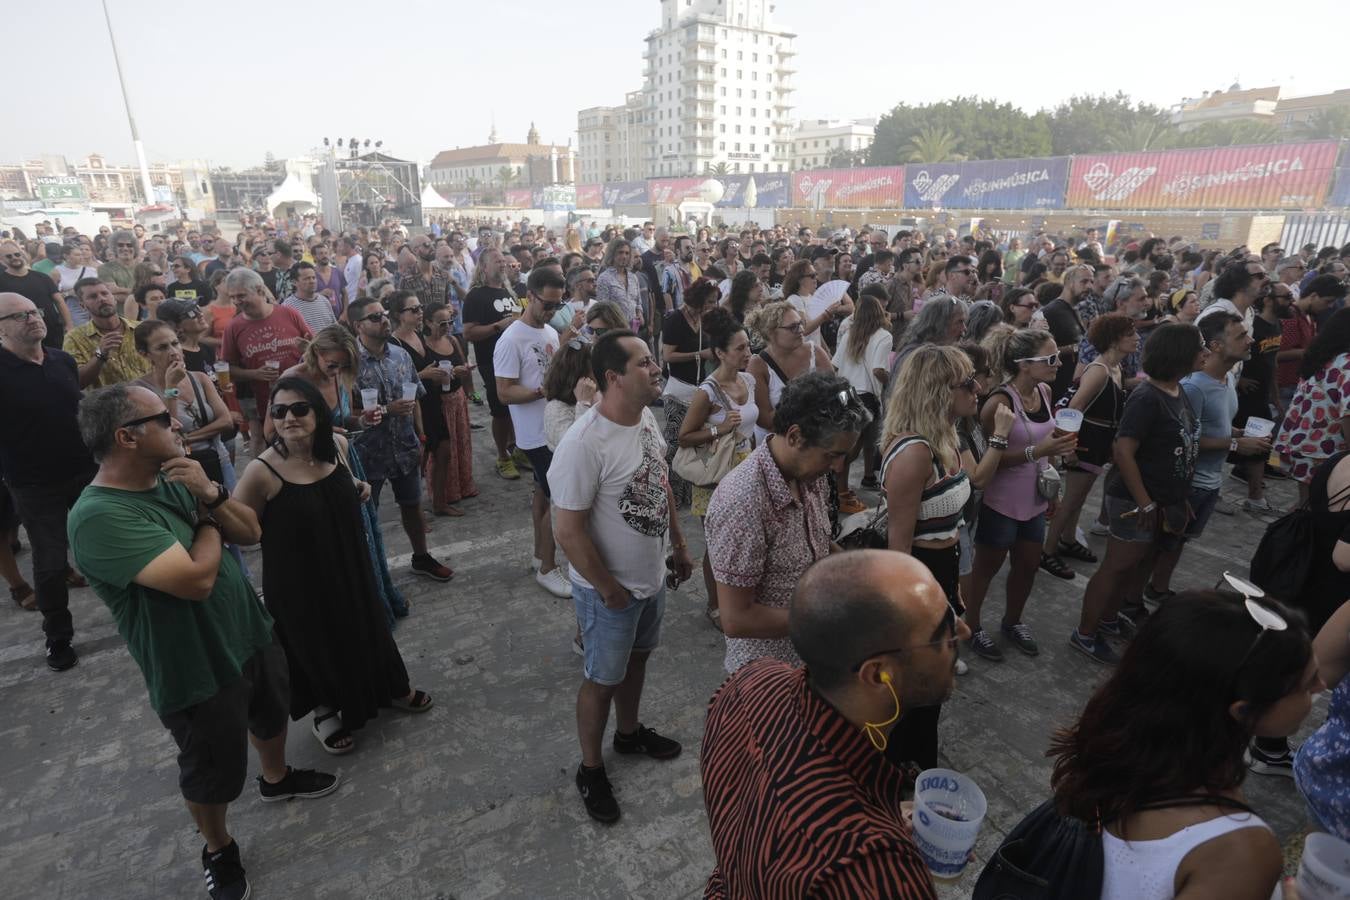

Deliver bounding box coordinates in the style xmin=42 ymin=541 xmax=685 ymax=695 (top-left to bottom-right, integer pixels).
xmin=311 ymin=709 xmax=354 ymax=755
xmin=1056 ymin=540 xmax=1098 ymax=563
xmin=390 ymin=689 xmax=434 ymax=713
xmin=705 ymin=606 xmax=723 ymax=633
xmin=1039 ymin=552 xmax=1076 ymax=580
xmin=11 ymin=584 xmax=36 ymax=611
xmin=65 ymin=568 xmax=87 ymax=588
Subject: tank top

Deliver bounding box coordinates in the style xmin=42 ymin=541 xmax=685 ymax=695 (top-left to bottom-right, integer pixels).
xmin=880 ymin=435 xmax=971 ymax=542
xmin=753 ymin=343 xmax=817 ymax=445
xmin=699 ymin=372 xmax=758 ymax=453
xmin=981 ymin=382 xmax=1054 ymax=521
xmin=1100 ymin=812 xmax=1276 ymax=900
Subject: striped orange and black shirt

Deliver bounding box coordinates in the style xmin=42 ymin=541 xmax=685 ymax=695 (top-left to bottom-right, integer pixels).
xmin=700 ymin=659 xmax=937 ymax=900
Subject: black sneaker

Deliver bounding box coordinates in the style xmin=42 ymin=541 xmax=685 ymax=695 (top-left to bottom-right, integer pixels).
xmin=576 ymin=764 xmax=620 ymax=823
xmin=1247 ymin=744 xmax=1296 ymax=778
xmin=613 ymin=724 xmax=682 ymax=760
xmin=46 ymin=642 xmax=78 ymax=672
xmin=1142 ymin=584 xmax=1175 ymax=605
xmin=967 ymin=627 xmax=1004 ymax=661
xmin=202 ymin=840 xmax=250 ymax=900
xmin=1001 ymin=621 xmax=1040 ymax=657
xmin=1069 ymin=630 xmax=1119 ymax=665
xmin=257 ymin=766 xmax=340 ymax=803
xmin=1117 ymin=606 xmax=1149 ymax=638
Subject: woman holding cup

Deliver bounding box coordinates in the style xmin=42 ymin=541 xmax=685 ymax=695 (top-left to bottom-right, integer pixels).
xmin=1040 ymin=314 xmax=1138 ymax=580
xmin=420 ymin=302 xmax=478 ymax=516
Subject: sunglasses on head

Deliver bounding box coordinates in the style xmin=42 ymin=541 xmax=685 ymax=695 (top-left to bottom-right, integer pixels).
xmin=269 ymin=401 xmax=314 ymax=420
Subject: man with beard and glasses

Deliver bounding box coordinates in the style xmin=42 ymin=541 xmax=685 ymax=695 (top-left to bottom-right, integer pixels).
xmin=661 ymin=235 xmax=697 ymax=312
xmin=401 ymin=234 xmax=452 ymax=312
xmin=64 ymin=278 xmax=151 ymax=388
xmin=0 ymin=239 xmax=71 ymax=347
xmin=98 ymin=230 xmax=140 ymax=307
xmin=701 ymin=550 xmax=963 ymax=899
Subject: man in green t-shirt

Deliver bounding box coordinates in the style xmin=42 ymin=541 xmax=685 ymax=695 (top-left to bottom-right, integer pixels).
xmin=69 ymin=383 xmax=338 ymax=900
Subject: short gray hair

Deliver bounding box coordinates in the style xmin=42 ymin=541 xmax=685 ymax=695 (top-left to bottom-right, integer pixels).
xmin=113 ymin=229 xmax=136 ymax=246
xmin=77 ymin=384 xmax=141 ymax=462
xmin=1276 ymin=256 xmax=1305 ymax=274
xmin=364 ymin=277 xmax=391 ymax=298
xmin=223 ymin=266 xmax=264 ymax=295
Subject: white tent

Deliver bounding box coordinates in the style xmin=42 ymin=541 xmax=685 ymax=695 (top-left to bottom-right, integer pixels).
xmin=265 ymin=172 xmax=318 ymax=218
xmin=421 ymin=184 xmax=455 ymax=210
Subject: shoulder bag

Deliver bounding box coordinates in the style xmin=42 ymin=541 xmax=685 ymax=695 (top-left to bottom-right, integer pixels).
xmin=1016 ymin=383 xmax=1063 ymax=503
xmin=671 ymin=377 xmax=739 ymax=488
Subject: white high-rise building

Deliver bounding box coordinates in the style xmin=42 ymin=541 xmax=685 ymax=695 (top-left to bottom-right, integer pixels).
xmin=577 ymin=92 xmax=647 ymax=184
xmin=640 ymin=0 xmax=795 ymax=178
xmin=790 ymin=118 xmax=877 ymax=170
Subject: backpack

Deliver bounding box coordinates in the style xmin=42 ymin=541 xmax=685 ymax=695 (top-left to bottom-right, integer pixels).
xmin=1249 ymin=475 xmax=1350 ymax=603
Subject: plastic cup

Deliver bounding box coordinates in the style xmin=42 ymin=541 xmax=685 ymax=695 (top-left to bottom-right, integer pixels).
xmin=212 ymin=361 xmax=230 ymax=387
xmin=1244 ymin=417 xmax=1275 ymax=439
xmin=438 ymin=360 xmax=454 ymax=392
xmin=1053 ymin=408 xmax=1083 ymax=439
xmin=359 ymin=388 xmax=379 ymax=411
xmin=1297 ymin=832 xmax=1350 ymax=899
xmin=911 ymin=768 xmax=987 ymax=880
xmin=402 ymin=382 xmax=419 ymax=401
xmin=263 ymin=359 xmax=280 ymax=372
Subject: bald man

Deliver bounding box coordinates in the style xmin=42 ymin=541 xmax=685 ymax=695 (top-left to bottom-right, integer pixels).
xmin=701 ymin=550 xmax=967 ymax=899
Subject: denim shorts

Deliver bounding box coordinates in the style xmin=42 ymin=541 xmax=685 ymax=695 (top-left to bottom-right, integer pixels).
xmin=1105 ymin=494 xmax=1158 ymax=544
xmin=572 ymin=581 xmax=665 ymax=686
xmin=521 ymin=444 xmax=553 ymax=498
xmin=974 ymin=506 xmax=1046 ymax=550
xmin=369 ymin=465 xmax=422 ymax=508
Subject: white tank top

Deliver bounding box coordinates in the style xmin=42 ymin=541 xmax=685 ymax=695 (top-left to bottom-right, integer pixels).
xmin=753 ymin=342 xmax=817 ymax=446
xmin=1100 ymin=812 xmax=1277 ymax=900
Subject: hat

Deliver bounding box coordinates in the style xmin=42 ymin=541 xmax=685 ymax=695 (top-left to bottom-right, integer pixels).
xmin=1169 ymin=288 xmax=1195 ymax=312
xmin=808 ymin=246 xmax=837 ymax=261
xmin=156 ymin=298 xmax=200 ymax=325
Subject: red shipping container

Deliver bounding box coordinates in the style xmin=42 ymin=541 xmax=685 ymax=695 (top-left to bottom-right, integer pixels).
xmin=1067 ymin=142 xmax=1339 ymax=210
xmin=790 ymin=166 xmax=906 ymax=209
xmin=504 ymin=188 xmax=533 ymax=208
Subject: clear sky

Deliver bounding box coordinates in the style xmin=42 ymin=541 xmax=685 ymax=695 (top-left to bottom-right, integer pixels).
xmin=6 ymin=0 xmax=1343 ymax=171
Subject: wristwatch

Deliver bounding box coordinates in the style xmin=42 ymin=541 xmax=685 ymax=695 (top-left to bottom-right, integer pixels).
xmin=204 ymin=482 xmax=229 ymax=509
xmin=94 ymin=348 xmax=108 ymax=361
xmin=1230 ymin=438 xmax=1239 ymax=452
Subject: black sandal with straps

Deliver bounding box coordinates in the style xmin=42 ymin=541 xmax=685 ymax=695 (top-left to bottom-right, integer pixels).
xmin=1039 ymin=552 xmax=1076 ymax=580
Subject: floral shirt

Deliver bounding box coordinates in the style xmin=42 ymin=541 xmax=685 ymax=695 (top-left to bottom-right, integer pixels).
xmin=1277 ymin=352 xmax=1350 ymax=464
xmin=704 ymin=439 xmax=832 ymax=674
xmin=354 ymin=339 xmax=424 ymax=482
xmin=595 ymin=267 xmax=651 ymax=329
xmin=1295 ymin=677 xmax=1350 ymax=839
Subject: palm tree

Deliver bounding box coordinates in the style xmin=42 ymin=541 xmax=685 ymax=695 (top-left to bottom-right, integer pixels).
xmin=1174 ymin=119 xmax=1282 ymax=148
xmin=906 ymin=126 xmax=963 ymax=164
xmin=1298 ymin=107 xmax=1350 ymax=141
xmin=465 ymin=177 xmax=481 ymax=205
xmin=497 ymin=166 xmax=518 ymax=192
xmin=1106 ymin=119 xmax=1176 ymax=152
xmin=704 ymin=162 xmax=731 ymax=176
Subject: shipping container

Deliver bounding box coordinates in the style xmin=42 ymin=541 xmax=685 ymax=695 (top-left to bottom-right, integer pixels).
xmin=1066 ymin=143 xmax=1339 ymax=210
xmin=575 ymin=184 xmax=603 ymax=208
xmin=1329 ymin=168 xmax=1350 ymax=207
xmin=790 ymin=166 xmax=906 ymax=209
xmin=903 ymin=157 xmax=1069 ymax=210
xmin=503 ymin=188 xmax=533 ymax=208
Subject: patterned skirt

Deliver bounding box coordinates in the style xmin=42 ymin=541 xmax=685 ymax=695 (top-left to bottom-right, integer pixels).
xmin=663 ymin=397 xmax=693 ymax=508
xmin=424 ymin=388 xmax=478 ymax=506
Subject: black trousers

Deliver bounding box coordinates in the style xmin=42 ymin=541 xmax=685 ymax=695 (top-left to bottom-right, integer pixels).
xmin=9 ymin=471 xmax=93 ymax=647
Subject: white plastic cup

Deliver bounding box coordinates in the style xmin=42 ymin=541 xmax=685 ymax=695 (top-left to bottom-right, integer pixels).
xmin=1244 ymin=416 xmax=1276 ymax=439
xmin=438 ymin=360 xmax=454 ymax=392
xmin=1053 ymin=408 xmax=1084 ymax=437
xmin=359 ymin=388 xmax=379 ymax=412
xmin=212 ymin=361 xmax=230 ymax=386
xmin=263 ymin=359 xmax=280 ymax=372
xmin=1297 ymin=832 xmax=1350 ymax=899
xmin=911 ymin=768 xmax=987 ymax=880
xmin=402 ymin=382 xmax=419 ymax=401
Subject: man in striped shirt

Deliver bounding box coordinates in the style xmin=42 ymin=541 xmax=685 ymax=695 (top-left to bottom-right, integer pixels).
xmin=701 ymin=549 xmax=968 ymax=899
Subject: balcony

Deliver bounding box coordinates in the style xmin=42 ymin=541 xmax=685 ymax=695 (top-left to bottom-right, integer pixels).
xmin=776 ymin=62 xmax=797 ymax=76
xmin=682 ymin=70 xmax=715 ymax=88
xmin=777 ymin=44 xmax=796 ymax=57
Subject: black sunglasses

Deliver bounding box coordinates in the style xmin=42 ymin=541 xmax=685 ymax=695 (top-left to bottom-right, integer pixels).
xmin=359 ymin=311 xmax=388 ymax=323
xmin=121 ymin=411 xmax=173 ymax=430
xmin=269 ymin=401 xmax=314 ymax=420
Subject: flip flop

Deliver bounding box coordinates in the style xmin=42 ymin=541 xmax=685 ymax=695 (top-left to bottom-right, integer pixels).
xmin=390 ymin=690 xmax=434 ymax=713
xmin=311 ymin=709 xmax=354 ymax=755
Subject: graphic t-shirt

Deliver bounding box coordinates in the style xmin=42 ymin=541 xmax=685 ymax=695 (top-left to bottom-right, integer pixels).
xmin=221 ymin=305 xmax=312 ymax=406
xmin=1106 ymin=382 xmax=1199 ymax=505
xmin=462 ymin=286 xmax=521 ymax=373
xmin=68 ymin=476 xmax=274 ymax=715
xmin=492 ymin=320 xmax=558 ymax=451
xmin=550 ymin=406 xmax=670 ymax=598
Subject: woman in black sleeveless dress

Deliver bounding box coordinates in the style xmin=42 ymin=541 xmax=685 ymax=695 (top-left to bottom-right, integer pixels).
xmin=234 ymin=377 xmax=432 ymax=754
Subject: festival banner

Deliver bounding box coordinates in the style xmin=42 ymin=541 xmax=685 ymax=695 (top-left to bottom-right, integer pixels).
xmin=531 ymin=185 xmax=576 ymax=211
xmin=575 ymin=184 xmax=603 ymax=208
xmin=1329 ymin=167 xmax=1350 ymax=208
xmin=790 ymin=166 xmax=906 ymax=209
xmin=1066 ymin=142 xmax=1339 ymax=210
xmin=647 ymin=178 xmax=705 ymax=205
xmin=904 ymin=157 xmax=1069 ymax=209
xmin=503 ymin=188 xmax=533 ymax=208
xmin=715 ymin=173 xmax=789 ymax=208
xmin=601 ymin=180 xmax=649 ymax=207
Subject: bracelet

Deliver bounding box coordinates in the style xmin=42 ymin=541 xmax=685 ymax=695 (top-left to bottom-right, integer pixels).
xmin=987 ymin=436 xmax=1009 ymax=450
xmin=1141 ymin=502 xmax=1158 ymax=514
xmin=710 ymin=424 xmax=719 ymax=438
xmin=1024 ymin=445 xmax=1036 ymax=463
xmin=196 ymin=516 xmax=223 ymax=535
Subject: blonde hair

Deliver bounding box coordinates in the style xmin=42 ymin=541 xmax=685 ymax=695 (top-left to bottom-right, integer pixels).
xmin=302 ymin=324 xmax=359 ymax=390
xmin=744 ymin=299 xmax=797 ymax=343
xmin=984 ymin=326 xmax=1054 ymax=383
xmin=881 ymin=344 xmax=970 ymax=471
xmin=564 ymin=227 xmax=583 ymax=253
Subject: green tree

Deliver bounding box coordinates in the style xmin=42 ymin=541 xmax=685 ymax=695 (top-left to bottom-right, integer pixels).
xmin=1172 ymin=119 xmax=1282 ymax=148
xmin=906 ymin=126 xmax=964 ymax=163
xmin=824 ymin=147 xmax=867 ymax=169
xmin=1106 ymin=119 xmax=1177 ymax=153
xmin=465 ymin=176 xmax=482 ymax=204
xmin=867 ymin=96 xmax=1052 ymax=166
xmin=1297 ymin=107 xmax=1350 ymax=141
xmin=704 ymin=162 xmax=731 ymax=176
xmin=1049 ymin=93 xmax=1171 ymax=155
xmin=497 ymin=166 xmax=517 ymax=192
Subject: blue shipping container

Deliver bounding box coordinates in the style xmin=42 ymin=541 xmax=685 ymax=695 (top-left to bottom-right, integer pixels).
xmin=1330 ymin=167 xmax=1350 ymax=207
xmin=904 ymin=157 xmax=1069 ymax=210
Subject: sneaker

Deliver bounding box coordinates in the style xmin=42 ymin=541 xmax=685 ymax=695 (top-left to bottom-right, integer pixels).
xmin=1116 ymin=607 xmax=1149 ymax=638
xmin=256 ymin=766 xmax=340 ymax=803
xmin=202 ymin=840 xmax=250 ymax=900
xmin=1246 ymin=744 xmax=1295 ymax=778
xmin=495 ymin=457 xmax=520 ymax=480
xmin=954 ymin=658 xmax=969 ymax=676
xmin=1142 ymin=584 xmax=1175 ymax=605
xmin=536 ymin=566 xmax=573 ymax=599
xmin=613 ymin=724 xmax=683 ymax=760
xmin=470 ymin=391 xmax=484 ymax=406
xmin=576 ymin=764 xmax=620 ymax=823
xmin=45 ymin=642 xmax=78 ymax=672
xmin=1038 ymin=552 xmax=1075 ymax=580
xmin=1214 ymin=496 xmax=1237 ymax=516
xmin=1069 ymin=630 xmax=1119 ymax=665
xmin=838 ymin=491 xmax=866 ymax=515
xmin=967 ymin=628 xmax=1004 ymax=661
xmin=511 ymin=448 xmax=534 ymax=472
xmin=1243 ymin=497 xmax=1273 ymax=514
xmin=1001 ymin=621 xmax=1040 ymax=657
xmin=410 ymin=553 xmax=454 ymax=582
xmin=1088 ymin=521 xmax=1110 ymax=537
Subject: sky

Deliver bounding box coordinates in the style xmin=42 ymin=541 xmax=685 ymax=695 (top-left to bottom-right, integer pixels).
xmin=6 ymin=0 xmax=1345 ymax=171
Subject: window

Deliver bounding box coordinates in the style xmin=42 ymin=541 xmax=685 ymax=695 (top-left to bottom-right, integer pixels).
xmin=736 ymin=88 xmax=742 ymax=97
xmin=735 ymin=143 xmax=741 ymax=151
xmin=719 ymin=142 xmax=726 ymax=150
xmin=752 ymin=53 xmax=758 ymax=62
xmin=737 ymin=51 xmax=743 ymax=60
xmin=735 ymin=125 xmax=742 ymax=134
xmin=720 ymin=104 xmax=726 ymax=114
xmin=750 ymin=126 xmax=756 ymax=134
xmin=749 ymin=143 xmax=756 ymax=152
xmin=736 ymin=69 xmax=742 ymax=79
xmin=721 ymin=67 xmax=726 ymax=76
xmin=720 ymin=124 xmax=726 ymax=133
xmin=751 ymin=90 xmax=757 ymax=99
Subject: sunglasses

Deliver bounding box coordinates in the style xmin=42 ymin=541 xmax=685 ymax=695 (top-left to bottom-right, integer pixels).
xmin=849 ymin=604 xmax=959 ymax=671
xmin=269 ymin=401 xmax=314 ymax=420
xmin=121 ymin=411 xmax=173 ymax=430
xmin=359 ymin=311 xmax=388 ymax=323
xmin=116 ymin=242 xmax=136 ymax=248
xmin=401 ymin=305 xmax=423 ymax=314
xmin=951 ymin=375 xmax=979 ymax=393
xmin=1015 ymin=351 xmax=1061 ymax=367
xmin=776 ymin=321 xmax=804 ymax=334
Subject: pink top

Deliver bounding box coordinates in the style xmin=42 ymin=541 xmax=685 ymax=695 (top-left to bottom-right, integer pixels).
xmin=981 ymin=381 xmax=1053 ymax=521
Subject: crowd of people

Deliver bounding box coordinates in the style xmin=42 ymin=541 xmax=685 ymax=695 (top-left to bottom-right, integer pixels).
xmin=4 ymin=212 xmax=1350 ymax=898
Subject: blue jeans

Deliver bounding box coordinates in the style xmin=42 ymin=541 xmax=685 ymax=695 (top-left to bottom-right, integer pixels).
xmin=572 ymin=581 xmax=665 ymax=686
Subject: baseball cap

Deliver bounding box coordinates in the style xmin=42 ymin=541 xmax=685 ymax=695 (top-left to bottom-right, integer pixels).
xmin=156 ymin=298 xmax=200 ymax=325
xmin=808 ymin=246 xmax=837 ymax=261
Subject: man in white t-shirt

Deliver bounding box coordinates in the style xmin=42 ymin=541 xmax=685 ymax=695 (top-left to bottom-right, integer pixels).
xmin=551 ymin=329 xmax=694 ymax=824
xmin=494 ymin=267 xmax=569 ymax=599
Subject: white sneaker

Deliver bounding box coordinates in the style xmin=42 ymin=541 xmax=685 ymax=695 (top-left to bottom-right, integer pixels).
xmin=1214 ymin=496 xmax=1237 ymax=516
xmin=955 ymin=659 xmax=969 ymax=676
xmin=1243 ymin=497 xmax=1273 ymax=514
xmin=1089 ymin=522 xmax=1110 ymax=537
xmin=536 ymin=566 xmax=572 ymax=598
